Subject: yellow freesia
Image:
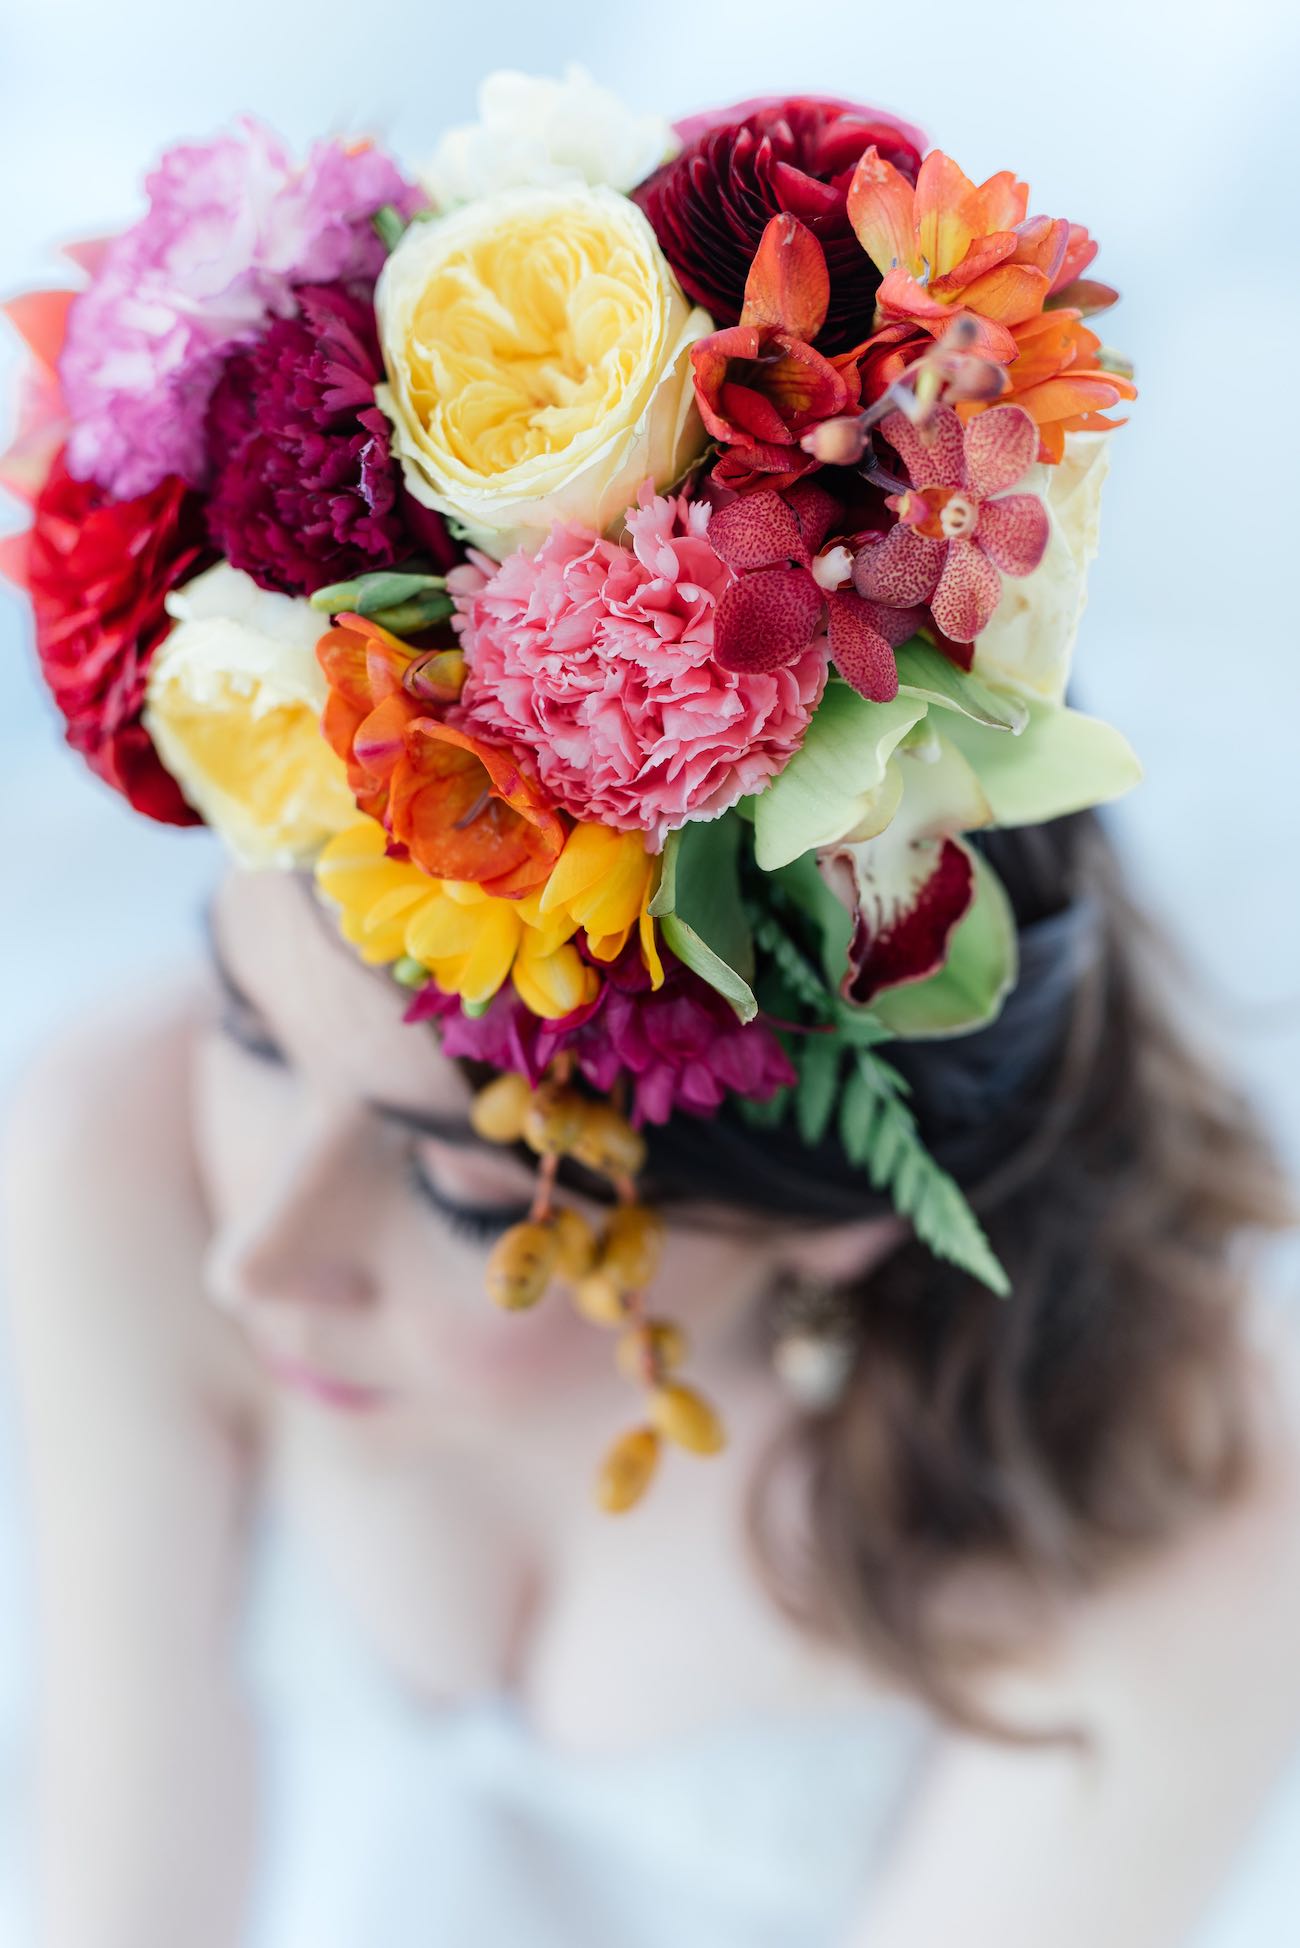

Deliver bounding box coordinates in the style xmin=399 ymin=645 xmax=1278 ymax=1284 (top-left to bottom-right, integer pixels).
xmin=314 ymin=817 xmax=663 ymax=1019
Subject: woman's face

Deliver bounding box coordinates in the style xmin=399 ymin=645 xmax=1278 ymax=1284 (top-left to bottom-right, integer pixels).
xmin=193 ymin=867 xmax=789 ymax=1434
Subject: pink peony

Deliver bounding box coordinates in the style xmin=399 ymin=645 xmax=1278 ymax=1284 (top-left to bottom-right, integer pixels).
xmin=60 ymin=121 xmax=423 ymax=499
xmin=451 ymin=492 xmax=825 ymax=847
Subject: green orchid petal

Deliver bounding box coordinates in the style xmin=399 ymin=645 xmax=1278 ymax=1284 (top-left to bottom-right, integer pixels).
xmin=870 ymin=848 xmax=1018 ymax=1039
xmin=941 ymin=701 xmax=1141 ymax=827
xmin=895 ymin=639 xmax=1029 ymax=733
xmin=650 ymin=812 xmax=757 ymax=1022
xmin=753 ymin=684 xmax=928 ymax=872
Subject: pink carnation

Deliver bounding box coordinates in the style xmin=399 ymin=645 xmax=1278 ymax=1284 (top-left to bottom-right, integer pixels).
xmin=451 ymin=492 xmax=825 ymax=846
xmin=60 ymin=121 xmax=423 ymax=499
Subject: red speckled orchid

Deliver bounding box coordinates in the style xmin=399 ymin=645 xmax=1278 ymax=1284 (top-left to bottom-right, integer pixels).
xmin=317 ymin=612 xmax=565 ymax=896
xmin=709 ymin=478 xmax=923 ymax=703
xmin=690 ymin=213 xmax=860 ymax=492
xmin=854 ymin=403 xmax=1048 ymax=643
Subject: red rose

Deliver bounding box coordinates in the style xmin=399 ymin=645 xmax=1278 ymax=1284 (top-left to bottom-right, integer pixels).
xmin=634 ymin=96 xmax=925 ymax=355
xmin=23 ymin=449 xmax=209 ymax=823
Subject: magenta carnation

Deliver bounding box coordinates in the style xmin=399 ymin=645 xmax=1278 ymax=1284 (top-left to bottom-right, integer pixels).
xmin=409 ymin=943 xmax=795 ymax=1128
xmin=60 ymin=121 xmax=423 ymax=499
xmin=203 ymin=283 xmax=443 ymax=596
xmin=451 ymin=491 xmax=825 ymax=848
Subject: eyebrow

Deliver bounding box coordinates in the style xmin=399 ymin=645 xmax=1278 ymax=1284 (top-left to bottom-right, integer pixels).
xmin=202 ymin=897 xmax=485 ymax=1151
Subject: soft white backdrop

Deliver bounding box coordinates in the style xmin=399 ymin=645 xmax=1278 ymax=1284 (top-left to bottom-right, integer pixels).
xmin=1 ymin=2 xmax=1298 ymax=1940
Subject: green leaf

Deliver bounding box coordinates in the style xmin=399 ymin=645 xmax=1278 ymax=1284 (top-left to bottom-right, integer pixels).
xmin=650 ymin=814 xmax=757 ymax=1022
xmin=770 ymin=852 xmax=852 ymax=992
xmin=311 ymin=570 xmax=448 ymax=617
xmin=848 ymin=1050 xmax=1010 ymax=1295
xmin=369 ymin=592 xmax=455 ymax=635
xmin=795 ymin=1034 xmax=842 ymax=1146
xmin=894 ymin=638 xmax=1029 ymax=732
xmin=870 ymin=849 xmax=1018 ymax=1040
xmin=752 ymin=684 xmax=928 ymax=871
xmin=372 ymin=204 xmax=409 ymax=252
xmin=941 ymin=701 xmax=1142 ymax=826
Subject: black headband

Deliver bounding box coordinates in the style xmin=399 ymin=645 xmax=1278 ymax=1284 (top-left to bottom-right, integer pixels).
xmin=642 ymin=895 xmax=1103 ymax=1224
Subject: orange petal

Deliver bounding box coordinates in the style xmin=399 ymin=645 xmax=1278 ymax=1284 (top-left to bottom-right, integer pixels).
xmin=740 ymin=214 xmax=830 ymax=344
xmin=393 ymin=720 xmax=565 ymax=896
xmin=914 ymin=152 xmax=979 ymax=278
xmin=928 ymin=230 xmax=1018 ymax=297
xmin=1012 ymin=215 xmax=1070 ymax=282
xmin=961 ymin=170 xmax=1029 ymax=235
xmin=846 ymin=147 xmax=918 ymax=276
xmin=2 ymin=290 xmax=74 ymax=375
xmin=952 ymin=262 xmax=1051 ymax=326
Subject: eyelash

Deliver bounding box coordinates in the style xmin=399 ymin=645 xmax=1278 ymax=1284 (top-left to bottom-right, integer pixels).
xmin=407 ymin=1157 xmax=532 ymax=1245
xmin=219 ymin=1005 xmax=286 ymax=1067
xmin=217 ymin=1008 xmax=528 ymax=1244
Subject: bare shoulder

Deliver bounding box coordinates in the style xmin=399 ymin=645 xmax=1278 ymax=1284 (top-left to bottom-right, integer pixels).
xmin=2 ymin=965 xmax=257 ymax=1420
xmin=990 ymin=1311 xmax=1300 ymax=1735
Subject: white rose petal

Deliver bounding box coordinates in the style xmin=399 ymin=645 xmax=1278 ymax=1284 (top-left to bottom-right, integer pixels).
xmin=421 ymin=65 xmax=677 ymax=208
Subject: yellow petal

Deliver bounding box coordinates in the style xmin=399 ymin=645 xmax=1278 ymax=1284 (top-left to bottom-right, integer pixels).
xmin=512 ymin=939 xmax=599 ymax=1019
xmin=538 ymin=822 xmax=620 ymax=915
xmin=457 ymin=903 xmax=524 ymax=1005
xmin=639 ymin=907 xmax=664 ymax=990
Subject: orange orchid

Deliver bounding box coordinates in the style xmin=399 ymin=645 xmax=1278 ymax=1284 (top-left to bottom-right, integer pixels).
xmin=317 ymin=613 xmax=565 ymax=898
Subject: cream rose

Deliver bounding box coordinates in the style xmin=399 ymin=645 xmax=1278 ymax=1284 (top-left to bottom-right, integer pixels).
xmin=375 ymin=184 xmax=712 ymax=557
xmin=971 ymin=431 xmax=1111 ymax=703
xmin=421 ymin=66 xmax=678 ymax=208
xmin=145 ymin=563 xmax=356 ymax=868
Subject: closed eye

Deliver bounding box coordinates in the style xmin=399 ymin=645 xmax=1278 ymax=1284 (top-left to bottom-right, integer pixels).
xmin=218 ymin=1001 xmax=288 ymax=1068
xmin=408 ymin=1154 xmax=532 ymax=1244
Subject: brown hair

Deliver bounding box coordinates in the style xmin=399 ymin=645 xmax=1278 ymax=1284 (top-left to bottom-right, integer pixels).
xmin=740 ymin=814 xmax=1294 ymax=1727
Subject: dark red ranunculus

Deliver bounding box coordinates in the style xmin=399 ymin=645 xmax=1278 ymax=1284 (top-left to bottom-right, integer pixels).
xmin=22 ymin=449 xmax=208 ymax=823
xmin=205 ymin=282 xmax=454 ymax=597
xmin=635 ymin=96 xmax=925 ymax=355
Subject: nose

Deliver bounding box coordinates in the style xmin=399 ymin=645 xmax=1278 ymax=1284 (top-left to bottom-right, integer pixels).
xmin=205 ymin=1099 xmax=379 ymax=1318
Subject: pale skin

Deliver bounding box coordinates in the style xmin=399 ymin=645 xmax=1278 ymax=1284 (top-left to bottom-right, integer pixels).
xmin=5 ymin=865 xmax=1300 ymax=1948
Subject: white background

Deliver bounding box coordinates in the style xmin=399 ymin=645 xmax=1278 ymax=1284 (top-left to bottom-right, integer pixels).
xmin=0 ymin=1 xmax=1298 ymax=1939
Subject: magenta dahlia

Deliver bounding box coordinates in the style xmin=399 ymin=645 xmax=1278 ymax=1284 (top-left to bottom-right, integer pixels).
xmin=634 ymin=96 xmax=925 ymax=355
xmin=204 ymin=283 xmax=447 ymax=596
xmin=408 ymin=944 xmax=795 ymax=1129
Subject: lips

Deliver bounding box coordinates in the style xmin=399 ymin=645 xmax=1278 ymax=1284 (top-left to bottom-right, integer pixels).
xmin=262 ymin=1351 xmax=390 ymax=1412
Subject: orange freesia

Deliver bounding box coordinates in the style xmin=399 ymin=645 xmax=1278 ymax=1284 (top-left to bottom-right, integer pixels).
xmin=849 ymin=148 xmax=1097 ymax=352
xmin=317 ymin=613 xmax=565 ymax=897
xmin=965 ymin=310 xmax=1136 ymax=462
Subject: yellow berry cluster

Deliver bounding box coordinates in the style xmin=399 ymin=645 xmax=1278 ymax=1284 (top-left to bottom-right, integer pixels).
xmin=469 ymin=1070 xmax=726 ymax=1512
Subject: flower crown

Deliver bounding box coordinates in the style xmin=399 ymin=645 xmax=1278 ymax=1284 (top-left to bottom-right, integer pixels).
xmin=1 ymin=69 xmax=1139 ymax=1509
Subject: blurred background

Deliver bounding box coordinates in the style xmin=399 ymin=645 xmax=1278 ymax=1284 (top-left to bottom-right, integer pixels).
xmin=1 ymin=0 xmax=1298 ymax=1939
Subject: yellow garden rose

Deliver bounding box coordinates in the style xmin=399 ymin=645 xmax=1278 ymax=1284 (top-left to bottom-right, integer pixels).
xmin=375 ymin=184 xmax=712 ymax=557
xmin=145 ymin=563 xmax=355 ymax=868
